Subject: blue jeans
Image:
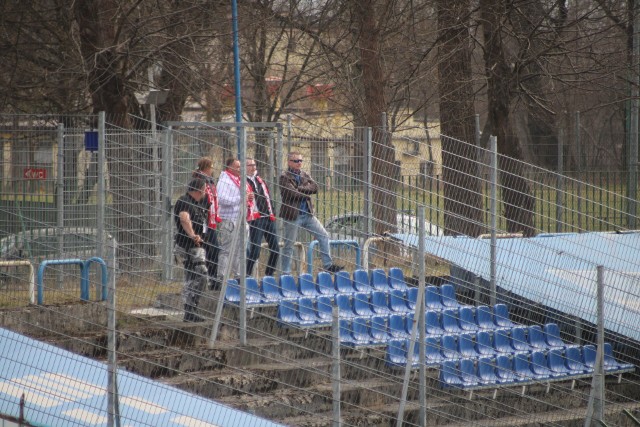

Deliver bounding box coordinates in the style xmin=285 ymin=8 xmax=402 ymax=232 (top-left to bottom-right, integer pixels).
xmin=246 ymin=217 xmax=279 ymax=277
xmin=281 ymin=213 xmax=332 ymax=274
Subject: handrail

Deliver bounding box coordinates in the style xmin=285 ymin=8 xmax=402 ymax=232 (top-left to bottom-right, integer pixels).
xmin=37 ymin=259 xmax=85 ymax=305
xmin=83 ymin=257 xmax=108 ymax=301
xmin=36 ymin=257 xmax=108 ymax=305
xmin=0 ymin=260 xmax=35 ymax=304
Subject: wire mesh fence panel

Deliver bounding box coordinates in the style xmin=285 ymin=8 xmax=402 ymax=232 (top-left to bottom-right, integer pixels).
xmin=0 ymin=114 xmax=640 ymax=427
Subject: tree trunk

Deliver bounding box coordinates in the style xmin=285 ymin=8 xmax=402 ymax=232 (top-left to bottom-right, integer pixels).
xmin=436 ymin=0 xmax=484 ymax=237
xmin=480 ymin=0 xmax=535 ymax=236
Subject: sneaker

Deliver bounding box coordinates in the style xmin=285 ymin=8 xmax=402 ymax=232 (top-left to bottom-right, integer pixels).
xmin=324 ymin=264 xmax=344 ymax=273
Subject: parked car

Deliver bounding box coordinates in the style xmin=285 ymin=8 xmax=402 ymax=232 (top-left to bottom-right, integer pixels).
xmin=0 ymin=227 xmax=116 ymax=266
xmin=324 ymin=211 xmax=443 ymax=247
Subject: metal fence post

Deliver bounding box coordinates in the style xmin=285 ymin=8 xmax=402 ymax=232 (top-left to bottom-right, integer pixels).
xmin=97 ymin=112 xmax=106 ymax=263
xmin=107 ymin=236 xmax=119 ymax=427
xmin=418 ymin=206 xmax=426 ymax=427
xmin=557 ymin=121 xmax=565 ymax=233
xmin=332 ymin=306 xmax=341 ymax=427
xmin=576 ymin=111 xmax=582 ymax=231
xmin=161 ymin=127 xmax=173 ymax=282
xmin=585 ymin=265 xmax=606 ymax=426
xmin=56 ymin=124 xmax=64 ymax=289
xmin=489 ymin=135 xmax=497 ymax=306
xmin=364 ymin=127 xmax=372 ymax=237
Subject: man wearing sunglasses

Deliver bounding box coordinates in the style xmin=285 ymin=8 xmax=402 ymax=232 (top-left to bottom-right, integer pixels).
xmin=279 ymin=152 xmax=344 ymax=274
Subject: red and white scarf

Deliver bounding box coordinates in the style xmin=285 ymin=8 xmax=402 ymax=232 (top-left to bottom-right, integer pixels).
xmin=205 ymin=183 xmax=221 ymax=229
xmin=225 ymin=170 xmax=260 ymax=221
xmin=253 ymin=175 xmax=276 ymax=221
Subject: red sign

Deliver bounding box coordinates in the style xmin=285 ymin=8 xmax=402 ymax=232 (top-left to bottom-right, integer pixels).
xmin=23 ymin=168 xmax=47 ymax=180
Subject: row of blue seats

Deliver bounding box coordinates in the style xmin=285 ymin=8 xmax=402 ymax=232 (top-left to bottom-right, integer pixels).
xmin=276 ymin=290 xmax=512 ymax=333
xmin=439 ymin=344 xmax=634 ymax=390
xmin=385 ymin=323 xmax=572 ymax=363
xmin=224 ymin=268 xmax=464 ymax=309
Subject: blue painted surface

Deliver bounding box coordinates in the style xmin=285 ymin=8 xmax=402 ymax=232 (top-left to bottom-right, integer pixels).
xmin=0 ymin=328 xmax=283 ymax=427
xmin=391 ymin=231 xmax=640 ymax=341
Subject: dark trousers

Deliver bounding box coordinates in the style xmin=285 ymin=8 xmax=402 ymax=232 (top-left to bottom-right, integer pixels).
xmin=204 ymin=229 xmax=219 ymax=279
xmin=246 ymin=217 xmax=279 ymax=277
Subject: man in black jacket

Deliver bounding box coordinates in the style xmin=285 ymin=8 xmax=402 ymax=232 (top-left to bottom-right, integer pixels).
xmin=246 ymin=158 xmax=279 ymax=277
xmin=279 ymin=152 xmax=343 ymax=275
xmin=174 ymin=178 xmax=208 ymax=322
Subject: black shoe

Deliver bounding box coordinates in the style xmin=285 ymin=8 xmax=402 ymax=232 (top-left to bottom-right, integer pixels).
xmin=183 ymin=304 xmax=205 ymax=322
xmin=183 ymin=312 xmax=205 ymax=322
xmin=208 ymin=278 xmax=221 ymax=291
xmin=324 ymin=264 xmax=344 ymax=273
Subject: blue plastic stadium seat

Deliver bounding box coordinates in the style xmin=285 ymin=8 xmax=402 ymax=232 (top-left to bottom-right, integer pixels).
xmin=388 ymin=267 xmax=408 ymax=291
xmin=476 ymin=305 xmax=496 ymax=330
xmin=389 ymin=289 xmax=411 ymax=313
xmin=224 ymin=279 xmax=241 ymax=303
xmin=547 ymin=348 xmax=573 ymax=377
xmin=370 ymin=268 xmax=390 ymax=291
xmin=440 ymin=284 xmax=460 ymax=308
xmin=339 ymin=319 xmax=356 ymax=346
xmin=317 ymin=271 xmax=336 ymax=296
xmin=261 ymin=276 xmax=283 ymax=303
xmin=246 ymin=277 xmax=264 ymax=305
xmin=278 ymin=300 xmax=299 ymax=325
xmin=353 ymin=292 xmax=375 ymax=317
xmin=459 ymin=358 xmax=480 ymax=387
xmin=440 ymin=360 xmax=464 ymax=388
xmin=510 ymin=326 xmax=534 ymax=354
xmin=543 ymin=323 xmax=568 ymax=349
xmin=299 ymin=273 xmax=320 ymax=298
xmin=280 ymin=274 xmax=301 ymax=300
xmin=604 ymin=343 xmax=635 ymax=372
xmin=336 ymin=294 xmax=356 ymax=318
xmin=527 ymin=325 xmax=549 ymax=351
xmin=335 ymin=271 xmax=356 ymax=294
xmin=426 ymin=286 xmax=445 ymax=311
xmin=426 ymin=336 xmax=445 ymax=366
xmin=370 ymin=315 xmax=390 ymax=345
xmin=371 ymin=291 xmax=392 ymax=315
xmin=513 ymin=352 xmax=535 ymax=382
xmin=495 ymin=355 xmax=517 ymax=384
xmin=353 ymin=269 xmax=373 ymax=293
xmin=442 ymin=334 xmax=461 ymax=360
xmin=426 ymin=311 xmax=445 ymax=336
xmin=530 ymin=351 xmax=553 ymax=379
xmin=386 ymin=339 xmax=407 ymax=367
xmin=406 ymin=287 xmax=419 ymax=310
xmin=493 ymin=304 xmax=515 ymax=329
xmin=459 ymin=333 xmax=479 ymax=359
xmin=298 ymin=297 xmax=319 ymax=326
xmin=442 ymin=308 xmax=462 ymax=334
xmin=478 ymin=357 xmax=499 ymax=385
xmin=351 ymin=317 xmax=372 ymax=346
xmin=564 ymin=346 xmax=591 ymax=374
xmin=459 ymin=307 xmax=480 ymax=333
xmin=476 ymin=331 xmax=496 ymax=357
xmin=493 ymin=329 xmax=514 ymax=355
xmin=582 ymin=344 xmax=596 ymax=370
xmin=389 ymin=314 xmax=410 ymax=339
xmin=316 ymin=296 xmax=333 ymax=324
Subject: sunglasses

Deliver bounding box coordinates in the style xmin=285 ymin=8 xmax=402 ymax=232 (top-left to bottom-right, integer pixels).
xmin=290 ymin=159 xmax=303 ymax=163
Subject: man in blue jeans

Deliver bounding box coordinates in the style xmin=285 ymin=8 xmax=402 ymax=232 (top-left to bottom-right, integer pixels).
xmin=279 ymin=151 xmax=343 ymax=275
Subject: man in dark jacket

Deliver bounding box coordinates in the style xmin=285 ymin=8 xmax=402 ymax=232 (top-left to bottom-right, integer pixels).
xmin=279 ymin=152 xmax=343 ymax=275
xmin=246 ymin=158 xmax=279 ymax=277
xmin=174 ymin=177 xmax=209 ymax=322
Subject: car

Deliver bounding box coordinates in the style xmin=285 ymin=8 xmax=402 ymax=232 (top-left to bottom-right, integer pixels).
xmin=324 ymin=211 xmax=443 ymax=247
xmin=0 ymin=227 xmax=116 ymax=268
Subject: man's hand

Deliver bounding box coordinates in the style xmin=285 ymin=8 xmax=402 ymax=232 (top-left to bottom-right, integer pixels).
xmin=192 ymin=234 xmax=203 ymax=246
